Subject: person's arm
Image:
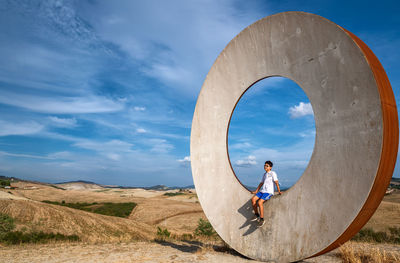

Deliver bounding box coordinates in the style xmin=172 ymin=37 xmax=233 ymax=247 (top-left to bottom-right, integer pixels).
xmin=251 ymin=182 xmax=263 ymax=194
xmin=274 ymin=180 xmax=282 ymax=195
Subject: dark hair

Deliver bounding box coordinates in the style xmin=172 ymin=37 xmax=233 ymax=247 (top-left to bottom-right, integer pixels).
xmin=265 ymin=160 xmax=273 ymax=167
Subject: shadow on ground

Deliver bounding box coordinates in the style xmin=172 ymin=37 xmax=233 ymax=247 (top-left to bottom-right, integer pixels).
xmin=154 ymin=239 xmax=248 ymax=259
xmin=155 ymin=240 xmax=202 ymax=253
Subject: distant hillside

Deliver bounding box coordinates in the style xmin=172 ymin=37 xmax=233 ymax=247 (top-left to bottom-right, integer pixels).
xmin=144 ymin=184 xmax=195 ymax=190
xmin=0 ymin=175 xmax=20 ymax=181
xmin=56 ymin=180 xmax=99 ymax=185
xmin=56 ymin=181 xmax=104 ymax=190
xmin=390 ymin=177 xmax=400 ymax=189
xmin=3 ymin=173 xmax=398 ymax=191
xmin=105 ymin=184 xmax=169 ymax=190
xmin=391 ymin=177 xmax=400 ymax=183
xmin=0 ymin=199 xmax=154 ymax=243
xmin=101 ymin=184 xmax=195 ymax=191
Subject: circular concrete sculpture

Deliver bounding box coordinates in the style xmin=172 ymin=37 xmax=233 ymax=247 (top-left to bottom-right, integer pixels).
xmin=190 ymin=12 xmax=398 ymax=262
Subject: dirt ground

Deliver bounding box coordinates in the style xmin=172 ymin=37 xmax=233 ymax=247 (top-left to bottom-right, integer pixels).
xmin=0 ymin=241 xmax=343 ymax=263
xmin=1 ymin=181 xmax=400 ymax=262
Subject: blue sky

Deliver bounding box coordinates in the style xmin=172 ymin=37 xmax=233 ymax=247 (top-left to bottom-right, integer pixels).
xmin=0 ymin=0 xmax=399 ymax=187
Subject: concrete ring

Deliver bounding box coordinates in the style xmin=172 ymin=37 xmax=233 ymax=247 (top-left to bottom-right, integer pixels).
xmin=190 ymin=12 xmax=398 ymax=262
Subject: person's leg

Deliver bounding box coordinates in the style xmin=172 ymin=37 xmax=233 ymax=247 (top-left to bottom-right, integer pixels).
xmin=258 ymin=199 xmax=265 ymax=219
xmin=251 ymin=195 xmax=260 ymax=215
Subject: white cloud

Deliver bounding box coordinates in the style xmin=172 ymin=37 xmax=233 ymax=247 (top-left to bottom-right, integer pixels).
xmin=235 ymin=155 xmax=257 ymax=167
xmin=246 ymin=76 xmax=287 ymax=97
xmin=178 ymin=156 xmax=191 ymax=163
xmin=0 ymin=120 xmax=43 ymax=136
xmin=149 ymin=139 xmax=174 ymax=153
xmin=243 ymin=140 xmax=314 ymax=173
xmin=0 ymin=0 xmax=111 ymax=99
xmin=0 ymin=1 xmax=272 ymax=187
xmin=48 ymin=116 xmax=77 ymax=128
xmin=79 ymin=1 xmax=265 ymax=95
xmin=73 ymin=139 xmax=134 ymax=161
xmin=0 ymin=151 xmax=52 ymax=160
xmin=177 ymin=156 xmax=191 ymax=167
xmin=107 ymin=153 xmax=121 ymax=161
xmin=47 ymin=151 xmax=74 ymax=160
xmin=136 ymin=128 xmax=147 ymax=133
xmin=177 ymin=156 xmax=190 ymax=167
xmin=299 ymin=130 xmax=316 ymax=138
xmin=0 ymin=145 xmax=194 ymax=186
xmin=0 ymin=91 xmax=124 ymax=114
xmin=229 ymin=142 xmax=252 ymax=150
xmin=134 ymin=106 xmax=146 ymax=111
xmin=74 ymin=139 xmax=133 ymax=153
xmin=143 ymin=63 xmax=194 ymax=87
xmin=288 ymin=102 xmax=314 ymax=118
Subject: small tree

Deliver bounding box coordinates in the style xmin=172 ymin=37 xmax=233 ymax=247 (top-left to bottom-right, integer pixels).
xmin=156 ymin=226 xmax=170 ymax=241
xmin=0 ymin=180 xmax=10 ymax=187
xmin=194 ymin=218 xmax=216 ymax=237
xmin=0 ymin=213 xmax=15 ymax=237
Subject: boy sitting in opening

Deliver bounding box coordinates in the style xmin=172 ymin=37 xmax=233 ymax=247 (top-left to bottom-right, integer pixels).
xmin=251 ymin=160 xmax=281 ymax=227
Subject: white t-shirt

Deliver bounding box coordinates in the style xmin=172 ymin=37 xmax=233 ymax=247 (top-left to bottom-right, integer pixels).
xmin=260 ymin=171 xmax=278 ymax=194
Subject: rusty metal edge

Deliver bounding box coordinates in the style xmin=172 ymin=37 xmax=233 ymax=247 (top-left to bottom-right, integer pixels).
xmin=310 ymin=28 xmax=399 ymax=258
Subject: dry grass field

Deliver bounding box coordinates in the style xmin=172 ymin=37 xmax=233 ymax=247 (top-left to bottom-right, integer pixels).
xmin=0 ymin=180 xmax=399 ymax=262
xmin=364 ymin=200 xmax=400 ymax=232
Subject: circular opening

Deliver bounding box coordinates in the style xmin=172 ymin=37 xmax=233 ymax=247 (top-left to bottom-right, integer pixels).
xmin=228 ymin=76 xmax=316 ymax=192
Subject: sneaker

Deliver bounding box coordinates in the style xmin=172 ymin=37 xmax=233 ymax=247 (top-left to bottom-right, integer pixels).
xmin=250 ymin=215 xmax=260 ymax=222
xmin=257 ymin=219 xmax=265 ymax=227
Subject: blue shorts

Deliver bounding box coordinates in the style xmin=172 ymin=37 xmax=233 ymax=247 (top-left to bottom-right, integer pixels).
xmin=256 ymin=192 xmax=273 ymax=200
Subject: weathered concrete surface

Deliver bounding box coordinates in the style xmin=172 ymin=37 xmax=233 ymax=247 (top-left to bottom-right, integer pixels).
xmin=190 ymin=12 xmax=398 ymax=262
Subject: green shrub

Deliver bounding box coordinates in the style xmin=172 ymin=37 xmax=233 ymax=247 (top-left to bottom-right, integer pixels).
xmin=194 ymin=218 xmax=216 ymax=237
xmin=0 ymin=179 xmax=10 ymax=187
xmin=1 ymin=231 xmax=79 ymax=244
xmin=41 ymin=201 xmax=136 ymax=218
xmin=49 ymin=185 xmax=65 ymax=190
xmin=389 ymin=227 xmax=400 ymax=243
xmin=389 ymin=183 xmax=400 ymax=189
xmin=0 ymin=213 xmax=15 ymax=236
xmin=163 ymin=192 xmax=184 ymax=197
xmin=92 ymin=202 xmax=136 ymax=218
xmin=0 ymin=213 xmax=79 ymax=245
xmin=156 ymin=227 xmax=171 ymax=241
